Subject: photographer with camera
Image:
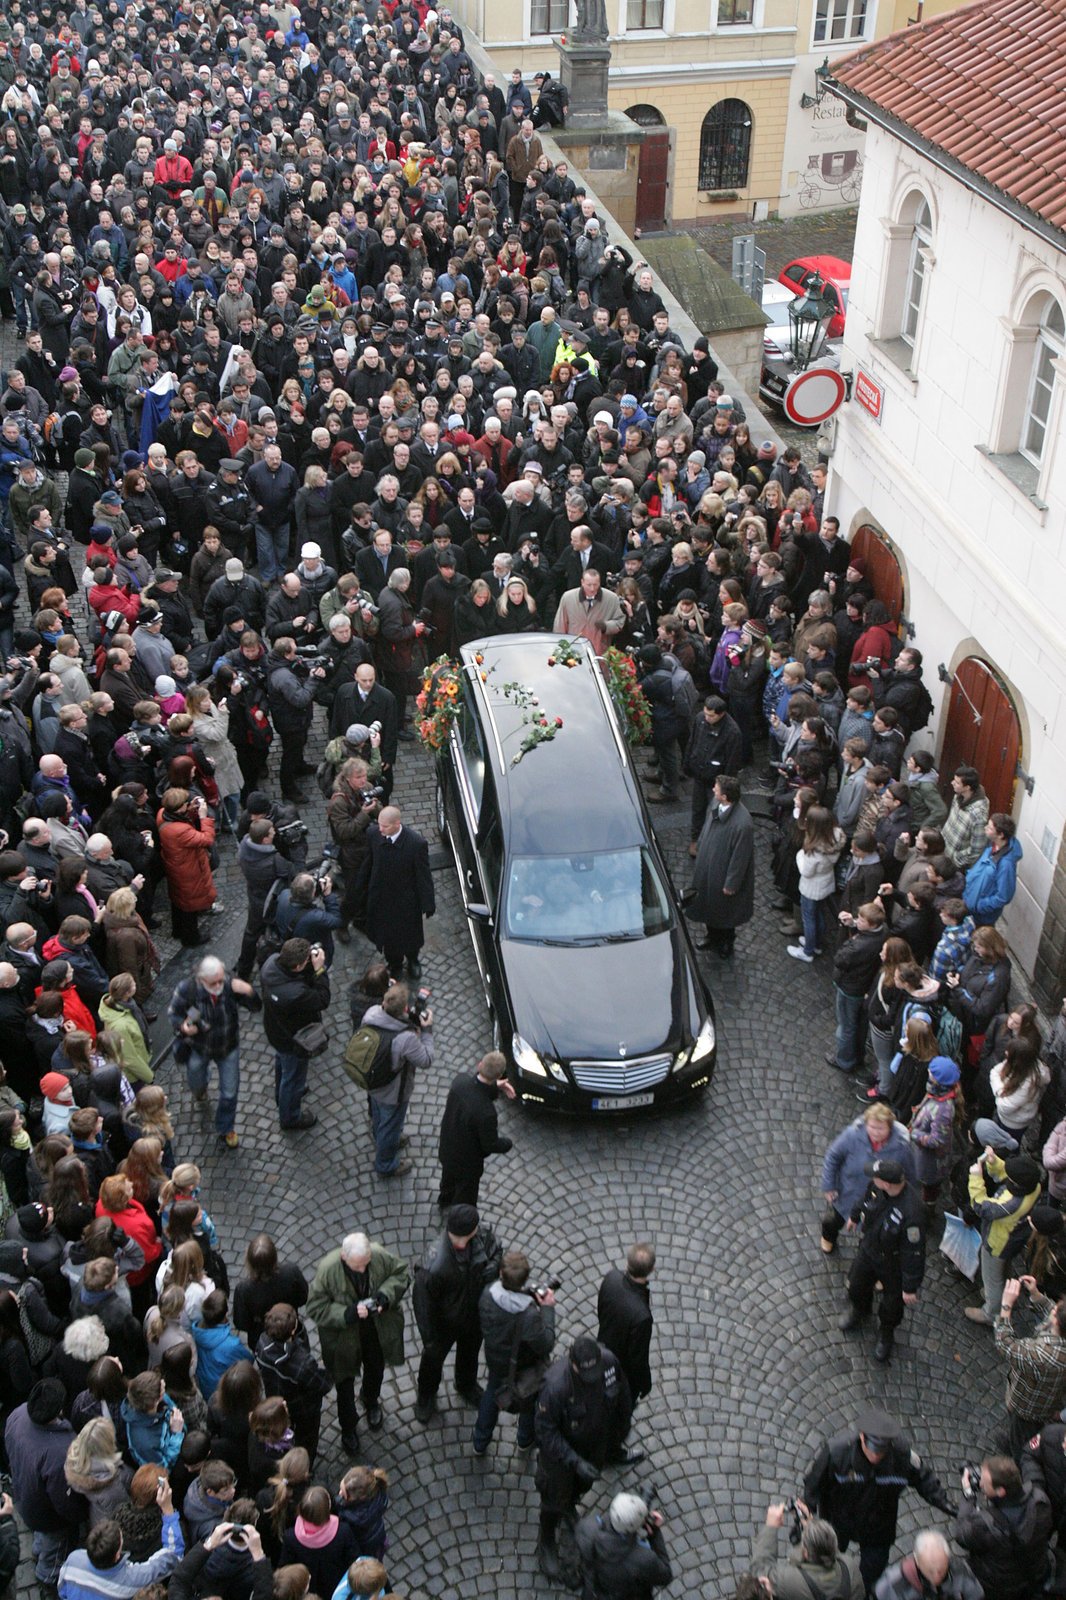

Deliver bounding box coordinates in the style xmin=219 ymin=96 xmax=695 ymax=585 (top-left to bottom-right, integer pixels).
xmin=260 ymin=936 xmax=331 ymax=1132
xmin=359 ymin=979 xmax=434 ymax=1177
xmin=956 ymin=1456 xmax=1052 ymax=1600
xmin=575 ymin=1492 xmax=672 ymax=1600
xmin=264 ymin=638 xmax=326 ymax=806
xmin=313 ymin=614 xmax=374 ymax=712
xmin=326 ymin=759 xmax=382 ymax=941
xmin=473 ymin=1249 xmax=556 ymax=1459
xmin=238 ymin=793 xmax=308 ymax=870
xmin=749 ymin=1502 xmax=860 ymax=1600
xmin=273 ymin=872 xmax=345 ymax=966
xmin=169 ymin=1515 xmax=269 ymax=1600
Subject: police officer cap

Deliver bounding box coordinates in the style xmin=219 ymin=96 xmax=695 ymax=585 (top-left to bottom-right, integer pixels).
xmin=855 ymin=1407 xmax=901 ymax=1445
xmin=609 ymin=1493 xmax=648 ymax=1535
xmin=863 ymin=1157 xmax=905 ymax=1183
xmin=570 ymin=1335 xmax=603 ymax=1379
xmin=219 ymin=459 xmax=242 ymax=473
xmin=446 ymin=1204 xmax=479 ymax=1236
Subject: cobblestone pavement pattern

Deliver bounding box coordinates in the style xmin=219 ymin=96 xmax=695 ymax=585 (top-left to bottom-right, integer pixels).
xmin=0 ymin=304 xmax=1007 ymax=1600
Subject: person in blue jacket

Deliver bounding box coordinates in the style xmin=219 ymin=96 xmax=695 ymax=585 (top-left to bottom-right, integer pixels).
xmin=120 ymin=1369 xmax=185 ymax=1467
xmin=191 ymin=1290 xmax=252 ymax=1398
xmin=819 ymin=1102 xmax=915 ymax=1254
xmin=964 ymin=812 xmax=1023 ymax=926
xmin=58 ymin=1478 xmax=183 ymax=1600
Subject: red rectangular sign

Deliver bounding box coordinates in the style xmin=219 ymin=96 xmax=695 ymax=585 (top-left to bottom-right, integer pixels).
xmin=855 ymin=368 xmax=883 ymax=424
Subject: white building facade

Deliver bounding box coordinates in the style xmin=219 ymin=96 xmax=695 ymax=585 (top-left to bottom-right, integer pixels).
xmin=825 ymin=115 xmax=1066 ymax=988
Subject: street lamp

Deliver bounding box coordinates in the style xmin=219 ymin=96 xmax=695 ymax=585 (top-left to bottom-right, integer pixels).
xmin=787 ymin=273 xmax=835 ymax=369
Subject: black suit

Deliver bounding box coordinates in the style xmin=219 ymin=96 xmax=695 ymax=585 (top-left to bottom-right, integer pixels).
xmin=444 ymin=505 xmax=481 ymax=545
xmin=329 ymin=679 xmax=399 ymax=766
xmin=357 ymin=823 xmax=435 ymax=968
xmin=54 ymin=728 xmax=107 ymax=816
xmin=354 ymin=545 xmax=407 ymax=601
xmin=550 ymin=541 xmax=617 ymax=602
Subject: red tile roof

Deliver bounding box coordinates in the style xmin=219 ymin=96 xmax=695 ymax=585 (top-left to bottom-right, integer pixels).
xmin=831 ymin=0 xmax=1066 ymax=234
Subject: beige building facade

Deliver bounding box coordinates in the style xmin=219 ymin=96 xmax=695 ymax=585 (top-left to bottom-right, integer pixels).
xmin=452 ymin=0 xmax=966 ymax=224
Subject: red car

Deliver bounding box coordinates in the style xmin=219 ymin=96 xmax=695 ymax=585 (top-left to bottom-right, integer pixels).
xmin=778 ymin=256 xmax=851 ymax=339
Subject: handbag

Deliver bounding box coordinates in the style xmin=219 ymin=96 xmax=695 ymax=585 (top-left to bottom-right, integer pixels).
xmin=293 ymin=1020 xmax=329 ymax=1057
xmin=495 ymin=1304 xmax=549 ymax=1413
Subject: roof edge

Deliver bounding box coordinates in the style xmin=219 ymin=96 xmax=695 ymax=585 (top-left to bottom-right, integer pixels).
xmin=826 ymin=80 xmax=1066 ymax=259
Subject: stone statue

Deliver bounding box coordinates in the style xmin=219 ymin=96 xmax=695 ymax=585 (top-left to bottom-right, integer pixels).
xmin=572 ymin=0 xmax=609 ymax=40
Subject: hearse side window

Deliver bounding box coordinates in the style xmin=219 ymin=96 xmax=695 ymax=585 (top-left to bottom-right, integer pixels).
xmin=458 ymin=699 xmax=486 ymax=819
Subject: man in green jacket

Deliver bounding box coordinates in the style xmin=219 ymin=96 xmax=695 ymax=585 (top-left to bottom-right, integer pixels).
xmin=307 ymin=1231 xmax=410 ymax=1455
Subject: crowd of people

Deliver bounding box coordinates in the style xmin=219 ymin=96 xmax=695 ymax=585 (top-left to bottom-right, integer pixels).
xmin=0 ymin=0 xmax=1053 ymax=1594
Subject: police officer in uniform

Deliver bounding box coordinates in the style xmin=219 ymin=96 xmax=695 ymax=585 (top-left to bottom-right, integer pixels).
xmin=803 ymin=1406 xmax=955 ymax=1595
xmin=839 ymin=1156 xmax=926 ymax=1364
xmin=206 ymin=459 xmax=255 ymax=563
xmin=534 ymin=1335 xmax=644 ymax=1586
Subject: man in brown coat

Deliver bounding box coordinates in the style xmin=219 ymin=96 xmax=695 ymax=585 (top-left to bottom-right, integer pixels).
xmin=505 ymin=120 xmax=543 ymax=223
xmin=552 ymin=569 xmax=625 ymax=658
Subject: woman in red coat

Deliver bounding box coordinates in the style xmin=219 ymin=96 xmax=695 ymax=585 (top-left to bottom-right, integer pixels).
xmin=96 ymin=1171 xmax=162 ymax=1316
xmin=847 ymin=599 xmax=896 ymax=690
xmin=157 ymin=788 xmax=218 ymax=948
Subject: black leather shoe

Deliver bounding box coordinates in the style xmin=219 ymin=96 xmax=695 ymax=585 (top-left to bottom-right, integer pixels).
xmin=364 ymin=1400 xmax=383 ymax=1430
xmin=839 ymin=1309 xmax=866 ymax=1333
xmin=340 ymin=1431 xmax=360 ymax=1456
xmin=873 ymin=1332 xmax=895 ymax=1364
xmin=414 ymin=1395 xmax=436 ymax=1424
xmin=280 ymin=1111 xmax=318 ymax=1130
xmin=538 ymin=1541 xmax=564 ymax=1583
xmin=457 ymin=1383 xmax=485 ymax=1406
xmin=406 ymin=957 xmax=422 ymax=979
xmin=606 ymin=1445 xmax=645 ymax=1466
xmin=335 ymin=925 xmax=351 ymax=944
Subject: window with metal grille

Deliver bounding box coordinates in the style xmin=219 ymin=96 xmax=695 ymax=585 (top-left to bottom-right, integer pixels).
xmin=531 ymin=0 xmax=570 ymax=33
xmin=813 ymin=0 xmax=869 ymax=41
xmin=718 ymin=0 xmax=754 ymax=22
xmin=698 ymin=100 xmax=752 ymax=191
xmin=627 ymin=0 xmax=664 ymax=24
xmin=1021 ymin=296 xmax=1065 ymax=467
xmin=901 ymin=198 xmax=931 ymax=347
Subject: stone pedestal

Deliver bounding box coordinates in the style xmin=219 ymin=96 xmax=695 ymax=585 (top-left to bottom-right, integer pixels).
xmin=557 ymin=38 xmax=610 ymax=124
xmin=552 ymin=110 xmax=646 ymax=236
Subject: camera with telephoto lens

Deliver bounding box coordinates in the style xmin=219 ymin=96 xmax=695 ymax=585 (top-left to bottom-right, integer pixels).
xmin=959 ymin=1463 xmax=982 ymax=1498
xmin=355 ymin=593 xmax=379 ymax=617
xmin=407 ymin=986 xmax=431 ymax=1026
xmin=367 ymin=720 xmax=382 ymax=740
xmin=275 ymin=816 xmax=308 ymax=848
xmin=533 ymin=1272 xmax=561 ymax=1299
xmin=362 ymin=784 xmax=385 ymax=809
xmin=784 ymin=1499 xmax=804 ymax=1546
xmin=293 ymin=645 xmax=330 ymax=672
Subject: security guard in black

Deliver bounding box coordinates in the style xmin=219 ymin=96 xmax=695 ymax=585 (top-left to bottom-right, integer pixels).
xmin=842 ymin=1156 xmax=925 ymax=1353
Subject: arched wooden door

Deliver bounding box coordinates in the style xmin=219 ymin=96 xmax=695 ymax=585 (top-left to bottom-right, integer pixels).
xmin=851 ymin=523 xmax=904 ymax=630
xmin=939 ymin=657 xmax=1021 ymax=816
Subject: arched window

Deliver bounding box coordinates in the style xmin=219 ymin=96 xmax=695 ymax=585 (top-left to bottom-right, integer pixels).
xmin=901 ymin=197 xmax=931 ymax=347
xmin=698 ymin=100 xmax=752 ymax=191
xmin=625 ymin=103 xmax=665 ymax=126
xmin=1021 ymin=294 xmax=1065 ymax=467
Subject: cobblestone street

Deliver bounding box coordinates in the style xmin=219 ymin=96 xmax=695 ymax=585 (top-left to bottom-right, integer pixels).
xmin=83 ymin=717 xmax=1004 ymax=1600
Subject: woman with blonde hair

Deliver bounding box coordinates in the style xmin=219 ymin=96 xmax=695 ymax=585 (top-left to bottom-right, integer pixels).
xmin=99 ymin=974 xmax=152 ymax=1086
xmin=124 ymin=1088 xmax=174 ymax=1171
xmin=885 ymin=1014 xmax=942 ymax=1123
xmin=64 ymin=1414 xmax=130 ymax=1525
xmin=102 ymin=886 xmax=158 ymax=998
xmin=819 ymin=1100 xmax=914 ymax=1254
xmin=790 ymin=805 xmax=846 ymax=965
xmin=496 ymin=575 xmax=538 ymax=634
xmin=155 ymin=1240 xmax=215 ymax=1329
xmin=144 ymin=1284 xmax=195 ymax=1370
xmin=257 ymin=1447 xmax=313 ymax=1562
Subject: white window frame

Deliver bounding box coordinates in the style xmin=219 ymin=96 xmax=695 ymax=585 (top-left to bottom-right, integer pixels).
xmin=625 ymin=0 xmax=665 ymax=27
xmin=1020 ymin=297 xmax=1065 ymax=469
xmin=529 ymin=0 xmax=570 ymax=36
xmin=618 ymin=0 xmax=675 ymax=33
xmin=900 ymin=199 xmax=932 ymax=349
xmin=812 ymin=0 xmax=874 ymax=47
xmin=711 ymin=0 xmax=762 ymax=28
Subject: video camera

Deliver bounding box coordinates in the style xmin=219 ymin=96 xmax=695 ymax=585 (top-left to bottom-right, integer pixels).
xmin=407 ymin=985 xmax=431 ymax=1026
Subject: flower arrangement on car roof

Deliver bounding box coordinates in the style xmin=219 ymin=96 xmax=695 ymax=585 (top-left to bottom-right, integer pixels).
xmin=417 ymin=642 xmax=650 ymax=760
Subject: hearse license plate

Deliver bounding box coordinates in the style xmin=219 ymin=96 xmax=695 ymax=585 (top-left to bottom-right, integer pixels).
xmin=591 ymin=1093 xmax=654 ymax=1111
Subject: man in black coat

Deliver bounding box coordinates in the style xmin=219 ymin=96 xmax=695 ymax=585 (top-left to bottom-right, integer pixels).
xmin=413 ymin=1204 xmax=501 ymax=1424
xmin=683 ymin=697 xmax=743 ymax=850
xmin=596 ymin=1244 xmax=655 ymax=1402
xmin=534 ymin=1336 xmax=643 ymax=1585
xmin=330 ymin=663 xmax=398 ymax=766
xmin=260 ymin=937 xmax=331 ymax=1131
xmin=143 ymin=571 xmax=195 ymax=654
xmin=204 ymin=560 xmax=267 ymax=642
xmin=356 ymin=806 xmax=435 ymax=981
xmin=419 ymin=555 xmax=469 ymax=658
xmin=549 ymin=525 xmax=616 ymax=604
xmin=870 ymin=647 xmax=933 ymax=738
xmin=437 ymin=1051 xmax=515 ymax=1209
